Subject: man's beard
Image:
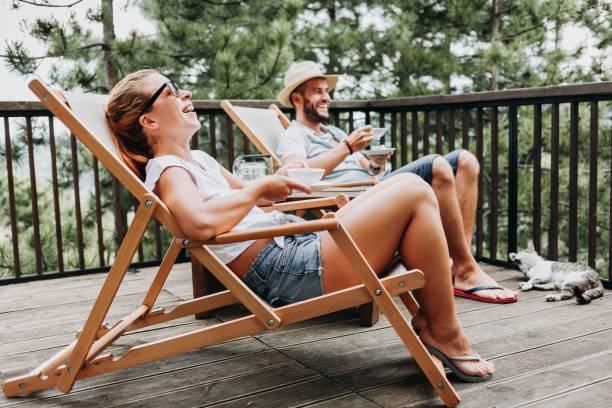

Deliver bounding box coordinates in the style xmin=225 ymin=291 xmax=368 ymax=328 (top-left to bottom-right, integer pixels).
xmin=303 ymin=99 xmax=329 ymax=124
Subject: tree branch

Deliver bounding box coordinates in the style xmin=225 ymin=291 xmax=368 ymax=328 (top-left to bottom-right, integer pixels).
xmin=14 ymin=0 xmax=84 ymax=8
xmin=0 ymin=42 xmax=105 ymax=61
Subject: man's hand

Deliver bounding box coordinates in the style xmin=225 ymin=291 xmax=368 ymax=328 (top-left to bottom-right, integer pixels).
xmin=345 ymin=125 xmax=375 ymax=153
xmin=275 ymin=160 xmax=308 ymax=176
xmin=252 ymin=175 xmax=312 ymax=202
xmin=367 ymin=152 xmax=393 ymax=174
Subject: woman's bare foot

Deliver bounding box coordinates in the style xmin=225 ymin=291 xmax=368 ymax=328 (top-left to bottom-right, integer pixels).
xmin=453 ymin=259 xmax=518 ymax=301
xmin=419 ymin=324 xmax=494 ymax=379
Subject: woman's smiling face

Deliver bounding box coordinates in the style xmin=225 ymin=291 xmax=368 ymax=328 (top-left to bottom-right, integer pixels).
xmin=139 ymin=73 xmax=201 ymax=141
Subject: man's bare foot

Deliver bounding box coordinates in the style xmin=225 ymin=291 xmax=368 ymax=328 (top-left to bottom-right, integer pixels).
xmin=453 ymin=259 xmax=517 ymax=301
xmin=420 ymin=324 xmax=494 ymax=379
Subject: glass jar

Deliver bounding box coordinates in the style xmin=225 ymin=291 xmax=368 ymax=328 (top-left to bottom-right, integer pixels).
xmin=232 ymin=154 xmax=273 ymax=182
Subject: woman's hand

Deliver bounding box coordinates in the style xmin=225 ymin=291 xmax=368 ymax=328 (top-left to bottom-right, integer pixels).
xmin=251 ymin=175 xmax=312 ymax=202
xmin=346 ymin=125 xmax=375 ymax=153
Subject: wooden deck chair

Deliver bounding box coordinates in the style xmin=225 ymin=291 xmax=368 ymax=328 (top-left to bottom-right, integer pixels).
xmin=2 ymin=79 xmax=460 ymax=408
xmin=220 ymin=100 xmax=377 ymax=189
xmin=221 ymin=100 xmax=382 ymax=326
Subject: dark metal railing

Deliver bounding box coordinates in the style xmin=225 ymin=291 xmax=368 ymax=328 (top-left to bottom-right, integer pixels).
xmin=1 ymin=82 xmax=610 ymax=287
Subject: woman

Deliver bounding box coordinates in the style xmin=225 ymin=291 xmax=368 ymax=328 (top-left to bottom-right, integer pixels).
xmin=105 ymin=69 xmax=494 ymax=382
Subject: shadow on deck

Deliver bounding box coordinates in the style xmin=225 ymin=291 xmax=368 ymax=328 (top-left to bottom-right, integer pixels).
xmin=1 ymin=263 xmax=611 ymax=408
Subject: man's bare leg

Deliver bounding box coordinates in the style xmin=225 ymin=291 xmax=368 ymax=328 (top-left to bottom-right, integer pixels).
xmin=454 ymin=151 xmax=479 ymax=246
xmin=431 ymin=155 xmax=516 ymax=301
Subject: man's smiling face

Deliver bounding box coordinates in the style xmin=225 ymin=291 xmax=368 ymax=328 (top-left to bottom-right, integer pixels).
xmin=297 ymin=77 xmax=331 ymax=123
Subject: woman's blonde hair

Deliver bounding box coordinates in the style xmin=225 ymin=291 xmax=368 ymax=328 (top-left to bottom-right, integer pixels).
xmin=104 ymin=68 xmax=159 ymax=179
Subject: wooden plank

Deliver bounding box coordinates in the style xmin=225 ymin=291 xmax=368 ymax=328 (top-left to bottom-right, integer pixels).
xmin=568 ymin=102 xmax=579 ymax=261
xmin=0 ymin=278 xmax=155 ymax=314
xmin=70 ymin=133 xmax=85 ymax=270
xmin=302 ymin=393 xmax=380 ymax=408
xmin=282 ymin=292 xmax=612 ymax=375
xmin=1 ymin=264 xmax=611 ymax=407
xmin=397 ymin=112 xmax=404 ymax=166
xmin=422 ymin=110 xmax=430 ymax=155
xmin=411 ymin=111 xmax=418 ymax=161
xmin=522 ymin=376 xmax=612 ymax=408
xmin=48 ymin=117 xmax=65 ymax=273
xmin=82 ymin=362 xmax=319 ymax=408
xmin=0 ymin=293 xmax=180 ymax=344
xmin=489 ymin=106 xmax=499 ymax=258
xmin=0 ymin=311 xmax=214 ymax=360
xmin=533 ymin=104 xmax=542 ymax=252
xmin=475 ymin=108 xmax=484 ymax=256
xmin=209 ymin=378 xmax=348 ymax=408
xmin=433 ymin=344 xmax=612 ymax=408
xmin=25 ymin=117 xmax=43 ymax=275
xmin=3 ymin=82 xmax=611 ymax=113
xmin=319 ymin=303 xmax=612 ymax=389
xmin=549 ymin=103 xmax=560 ymax=259
xmin=0 ymin=269 xmax=144 ymax=298
xmin=2 ymin=350 xmax=292 ymax=407
xmin=360 ymin=328 xmax=612 ymax=407
xmin=0 ymin=332 xmax=264 ymax=390
xmin=254 ymin=268 xmax=525 ymax=347
xmin=588 ymin=101 xmax=598 ymax=268
xmin=435 ymin=110 xmax=443 ymax=154
xmin=3 ymin=117 xmax=20 ymax=277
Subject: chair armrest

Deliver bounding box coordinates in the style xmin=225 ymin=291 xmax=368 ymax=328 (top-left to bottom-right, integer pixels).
xmin=328 ymin=179 xmax=378 ymax=188
xmin=260 ymin=195 xmax=349 ymax=213
xmin=187 ymin=217 xmax=340 ymax=246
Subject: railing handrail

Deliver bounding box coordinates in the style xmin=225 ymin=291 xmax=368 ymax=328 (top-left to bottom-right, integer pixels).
xmin=1 ymin=81 xmax=611 ymax=112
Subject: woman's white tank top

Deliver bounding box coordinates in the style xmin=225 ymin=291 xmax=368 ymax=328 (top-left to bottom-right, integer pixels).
xmin=144 ymin=150 xmax=287 ymax=264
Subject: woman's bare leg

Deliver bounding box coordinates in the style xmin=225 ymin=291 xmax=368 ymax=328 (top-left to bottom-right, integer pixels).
xmin=319 ymin=173 xmax=493 ymax=377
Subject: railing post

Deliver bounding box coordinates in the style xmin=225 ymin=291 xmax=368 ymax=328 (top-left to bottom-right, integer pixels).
xmin=508 ymin=104 xmax=518 ymax=257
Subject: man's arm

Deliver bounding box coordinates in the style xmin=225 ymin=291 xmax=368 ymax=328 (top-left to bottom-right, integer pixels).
xmin=281 ymin=126 xmax=376 ymax=177
xmin=283 ymin=141 xmax=351 ymax=177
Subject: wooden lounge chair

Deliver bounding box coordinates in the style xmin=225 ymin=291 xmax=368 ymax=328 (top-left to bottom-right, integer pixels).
xmin=1 ymin=79 xmax=461 ymax=407
xmin=221 ymin=99 xmax=382 ymax=325
xmin=220 ymin=100 xmax=377 ymax=189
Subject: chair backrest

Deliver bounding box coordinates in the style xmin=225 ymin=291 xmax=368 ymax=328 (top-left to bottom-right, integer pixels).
xmin=221 ymin=101 xmax=288 ymax=165
xmin=63 ymin=91 xmax=120 ymax=159
xmin=28 ymin=79 xmax=183 ymax=236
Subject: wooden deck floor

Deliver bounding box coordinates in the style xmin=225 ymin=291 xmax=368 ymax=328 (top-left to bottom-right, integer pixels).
xmin=1 ymin=263 xmax=611 ymax=408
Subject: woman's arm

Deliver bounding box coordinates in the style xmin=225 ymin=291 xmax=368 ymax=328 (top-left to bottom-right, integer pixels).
xmin=219 ymin=165 xmax=247 ymax=189
xmin=158 ymin=167 xmax=310 ymax=241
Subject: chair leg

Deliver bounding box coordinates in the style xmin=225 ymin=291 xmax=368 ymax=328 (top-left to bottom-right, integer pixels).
xmin=359 ymin=302 xmax=380 ymax=327
xmin=191 ymin=256 xmax=224 ymax=320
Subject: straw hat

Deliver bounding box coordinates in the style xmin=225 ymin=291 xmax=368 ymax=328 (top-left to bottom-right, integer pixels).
xmin=277 ymin=61 xmax=339 ymax=107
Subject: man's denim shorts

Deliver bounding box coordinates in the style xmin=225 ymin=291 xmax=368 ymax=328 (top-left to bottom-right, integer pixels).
xmin=243 ymin=232 xmax=323 ymax=307
xmin=380 ymin=149 xmax=465 ymax=184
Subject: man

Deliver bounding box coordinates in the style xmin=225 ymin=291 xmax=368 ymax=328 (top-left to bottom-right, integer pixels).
xmin=276 ymin=61 xmax=517 ymax=303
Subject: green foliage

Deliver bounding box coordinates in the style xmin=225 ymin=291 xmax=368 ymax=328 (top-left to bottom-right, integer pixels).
xmin=138 ymin=0 xmax=301 ymax=99
xmin=0 ymin=0 xmax=610 ymax=279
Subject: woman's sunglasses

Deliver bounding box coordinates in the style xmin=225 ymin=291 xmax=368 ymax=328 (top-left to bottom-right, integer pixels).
xmin=140 ymin=80 xmax=182 ymax=114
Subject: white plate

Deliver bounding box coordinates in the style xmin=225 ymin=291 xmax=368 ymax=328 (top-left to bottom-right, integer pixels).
xmin=362 ymin=147 xmax=396 ymax=156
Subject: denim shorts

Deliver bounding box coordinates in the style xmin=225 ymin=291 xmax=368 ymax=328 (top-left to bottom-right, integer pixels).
xmin=380 ymin=149 xmax=464 ymax=184
xmin=243 ymin=233 xmax=323 ymax=307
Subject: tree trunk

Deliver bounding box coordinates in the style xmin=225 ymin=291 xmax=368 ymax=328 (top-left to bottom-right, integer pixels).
xmin=490 ymin=0 xmax=499 ymax=91
xmin=102 ymin=0 xmax=119 ymax=91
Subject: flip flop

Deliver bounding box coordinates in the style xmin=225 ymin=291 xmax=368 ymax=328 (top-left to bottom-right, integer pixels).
xmin=453 ymin=285 xmax=518 ymax=304
xmin=425 ymin=344 xmax=493 ymax=383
